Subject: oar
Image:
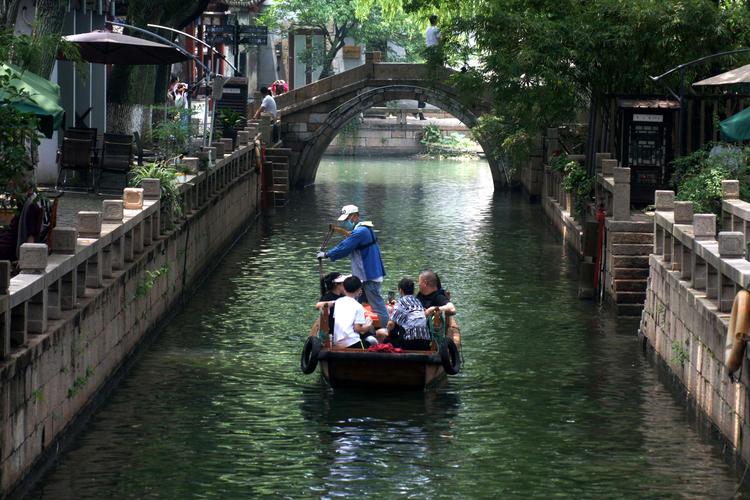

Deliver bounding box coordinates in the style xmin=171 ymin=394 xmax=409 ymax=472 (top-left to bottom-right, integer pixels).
xmin=318 ymin=224 xmax=335 ymax=295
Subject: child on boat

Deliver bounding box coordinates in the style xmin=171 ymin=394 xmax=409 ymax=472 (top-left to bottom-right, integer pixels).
xmin=333 ymin=276 xmax=377 ymax=349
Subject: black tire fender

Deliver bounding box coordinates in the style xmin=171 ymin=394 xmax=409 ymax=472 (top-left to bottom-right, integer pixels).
xmin=300 ymin=336 xmax=322 ymax=374
xmin=440 ymin=338 xmax=461 ymax=375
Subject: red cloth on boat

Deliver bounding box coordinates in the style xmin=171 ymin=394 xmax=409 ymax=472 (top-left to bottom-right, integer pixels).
xmin=367 ymin=344 xmax=402 ymax=353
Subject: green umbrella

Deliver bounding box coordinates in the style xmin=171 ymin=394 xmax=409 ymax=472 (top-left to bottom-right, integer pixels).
xmin=720 ymin=106 xmax=750 ymax=143
xmin=0 ymin=63 xmax=64 ymax=138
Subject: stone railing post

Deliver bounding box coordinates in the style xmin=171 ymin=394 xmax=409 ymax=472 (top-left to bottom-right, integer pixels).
xmin=693 ymin=214 xmax=716 ymax=240
xmin=719 ymin=231 xmax=745 ymax=311
xmin=18 ymin=243 xmax=48 ymax=334
xmin=595 ymin=153 xmax=612 ymax=173
xmin=674 ymin=201 xmax=693 ymax=225
xmin=260 ymin=115 xmax=272 ymax=145
xmin=365 ymin=51 xmax=382 ymax=63
xmin=723 ymin=180 xmax=740 ymax=200
xmin=612 ymin=167 xmax=631 ymax=221
xmin=601 ymin=159 xmax=617 ymax=177
xmin=0 ymin=260 xmax=10 ymax=358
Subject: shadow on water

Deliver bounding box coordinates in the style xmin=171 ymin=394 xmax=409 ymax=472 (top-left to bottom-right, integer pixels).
xmin=27 ymin=157 xmax=750 ymax=498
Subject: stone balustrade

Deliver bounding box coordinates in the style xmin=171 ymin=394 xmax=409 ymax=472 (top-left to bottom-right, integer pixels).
xmin=0 ymin=130 xmax=263 ymax=362
xmin=652 ymin=185 xmax=750 ymax=313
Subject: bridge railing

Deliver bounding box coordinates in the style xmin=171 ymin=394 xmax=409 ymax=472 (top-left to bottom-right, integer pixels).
xmin=653 ymin=183 xmax=750 ymax=313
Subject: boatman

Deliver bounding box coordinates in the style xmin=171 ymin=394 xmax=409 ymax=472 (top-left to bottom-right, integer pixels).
xmin=316 ymin=204 xmax=389 ymax=325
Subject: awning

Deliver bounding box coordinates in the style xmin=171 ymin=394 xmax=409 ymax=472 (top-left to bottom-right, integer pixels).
xmin=0 ymin=63 xmax=64 ymax=138
xmin=694 ymin=63 xmax=750 ymax=87
xmin=720 ymin=106 xmax=750 ymax=142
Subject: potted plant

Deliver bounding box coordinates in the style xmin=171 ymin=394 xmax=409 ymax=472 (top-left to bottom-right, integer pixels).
xmin=218 ymin=109 xmax=245 ymax=149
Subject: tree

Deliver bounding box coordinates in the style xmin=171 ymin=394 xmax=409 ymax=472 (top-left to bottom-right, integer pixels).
xmin=370 ymin=0 xmax=750 ymax=156
xmin=261 ymin=0 xmax=423 ymax=78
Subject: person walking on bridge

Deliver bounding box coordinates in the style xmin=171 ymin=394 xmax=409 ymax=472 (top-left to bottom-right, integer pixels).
xmin=317 ymin=204 xmax=389 ymax=325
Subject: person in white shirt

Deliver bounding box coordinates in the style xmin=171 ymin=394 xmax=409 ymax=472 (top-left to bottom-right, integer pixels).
xmin=254 ymin=86 xmax=277 ymax=119
xmin=254 ymin=86 xmax=278 ymax=141
xmin=333 ymin=276 xmax=377 ymax=349
xmin=425 ymin=15 xmax=440 ymax=48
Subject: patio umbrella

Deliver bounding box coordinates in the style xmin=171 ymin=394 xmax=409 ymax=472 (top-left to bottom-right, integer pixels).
xmin=0 ymin=63 xmax=64 ymax=138
xmin=720 ymin=106 xmax=750 ymax=142
xmin=693 ymin=63 xmax=750 ymax=86
xmin=60 ymin=30 xmax=191 ymax=65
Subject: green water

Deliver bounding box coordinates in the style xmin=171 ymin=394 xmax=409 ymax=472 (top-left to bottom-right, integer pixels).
xmin=30 ymin=158 xmax=747 ymax=498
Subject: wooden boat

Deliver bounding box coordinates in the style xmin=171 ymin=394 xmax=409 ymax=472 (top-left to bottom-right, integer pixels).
xmin=300 ymin=304 xmax=462 ymax=390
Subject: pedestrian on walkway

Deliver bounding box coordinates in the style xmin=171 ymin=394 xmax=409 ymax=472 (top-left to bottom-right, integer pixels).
xmin=316 ymin=204 xmax=389 ymax=325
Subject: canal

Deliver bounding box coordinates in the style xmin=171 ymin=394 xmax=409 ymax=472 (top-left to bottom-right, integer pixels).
xmin=30 ymin=157 xmax=747 ymax=498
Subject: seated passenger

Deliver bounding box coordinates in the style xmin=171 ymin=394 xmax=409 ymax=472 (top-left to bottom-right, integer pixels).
xmin=316 ymin=273 xmax=347 ymax=335
xmin=0 ymin=177 xmax=43 ymax=262
xmin=380 ymin=277 xmax=432 ymax=350
xmin=317 ymin=272 xmax=346 ymax=306
xmin=416 ymin=270 xmax=456 ymax=316
xmin=333 ymin=276 xmax=377 ymax=349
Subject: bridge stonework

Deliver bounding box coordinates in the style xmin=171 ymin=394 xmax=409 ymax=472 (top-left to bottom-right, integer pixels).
xmin=275 ymin=60 xmax=504 ymax=187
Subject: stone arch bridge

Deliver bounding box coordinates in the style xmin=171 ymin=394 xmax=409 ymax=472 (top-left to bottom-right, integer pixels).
xmin=274 ymin=58 xmax=504 ymax=187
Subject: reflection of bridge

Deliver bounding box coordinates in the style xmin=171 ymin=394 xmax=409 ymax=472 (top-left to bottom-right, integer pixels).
xmin=275 ymin=55 xmax=504 ymax=187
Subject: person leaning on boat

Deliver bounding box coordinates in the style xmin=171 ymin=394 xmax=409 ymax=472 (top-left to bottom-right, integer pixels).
xmin=417 ymin=270 xmax=456 ymax=316
xmin=316 ymin=204 xmax=389 ymax=324
xmin=379 ymin=277 xmax=432 ymax=350
xmin=316 ymin=272 xmax=346 ymax=335
xmin=333 ymin=276 xmax=378 ymax=349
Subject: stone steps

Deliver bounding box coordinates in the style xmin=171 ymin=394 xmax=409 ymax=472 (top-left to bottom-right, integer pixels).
xmin=614 ymin=291 xmax=647 ymax=304
xmin=614 ymin=279 xmax=648 ymax=292
xmin=616 ymin=303 xmax=644 ymax=316
xmin=611 ymin=243 xmax=653 ymax=255
xmin=609 ymin=232 xmax=654 ymax=244
xmin=612 ymin=267 xmax=650 ymax=279
xmin=611 ymin=255 xmax=650 ymax=268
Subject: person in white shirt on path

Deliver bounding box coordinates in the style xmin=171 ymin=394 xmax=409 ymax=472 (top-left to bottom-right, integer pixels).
xmin=417 ymin=15 xmax=442 ymax=120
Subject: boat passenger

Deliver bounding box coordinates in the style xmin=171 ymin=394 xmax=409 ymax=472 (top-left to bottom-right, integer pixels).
xmin=316 ymin=273 xmax=347 ymax=335
xmin=379 ymin=277 xmax=432 ymax=350
xmin=416 ymin=270 xmax=456 ymax=316
xmin=333 ymin=276 xmax=377 ymax=349
xmin=317 ymin=204 xmax=389 ymax=325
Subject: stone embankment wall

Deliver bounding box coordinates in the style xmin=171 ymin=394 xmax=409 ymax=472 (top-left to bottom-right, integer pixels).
xmin=325 ymin=117 xmax=471 ymax=156
xmin=641 ymin=182 xmax=750 ymax=463
xmin=532 ymin=127 xmax=654 ymax=315
xmin=0 ymin=130 xmax=271 ymax=497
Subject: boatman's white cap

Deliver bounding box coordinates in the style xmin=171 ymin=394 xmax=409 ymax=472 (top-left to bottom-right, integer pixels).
xmin=337 ymin=204 xmax=359 ymax=221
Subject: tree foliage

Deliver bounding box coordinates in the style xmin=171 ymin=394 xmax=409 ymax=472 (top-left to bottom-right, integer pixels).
xmin=359 ymin=0 xmax=750 ymax=157
xmin=261 ymin=0 xmax=423 ymax=78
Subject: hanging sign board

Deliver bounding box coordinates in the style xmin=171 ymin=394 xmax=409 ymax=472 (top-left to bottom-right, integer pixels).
xmin=633 ymin=113 xmax=664 ymax=123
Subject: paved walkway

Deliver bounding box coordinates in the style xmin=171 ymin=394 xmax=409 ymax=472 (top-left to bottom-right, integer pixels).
xmin=46 ymin=191 xmax=106 ymax=229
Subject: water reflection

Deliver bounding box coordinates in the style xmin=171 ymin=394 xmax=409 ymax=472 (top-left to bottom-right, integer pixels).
xmin=29 ymin=157 xmax=748 ymax=498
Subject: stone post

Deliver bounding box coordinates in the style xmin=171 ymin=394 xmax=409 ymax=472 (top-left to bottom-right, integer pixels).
xmin=693 ymin=214 xmax=716 ymax=240
xmin=654 ymin=190 xmax=674 ymax=211
xmin=674 ymin=201 xmax=693 ymax=225
xmin=260 ymin=115 xmax=272 ymax=145
xmin=19 ymin=243 xmax=48 ymax=272
xmin=182 ymin=157 xmax=200 ymax=174
xmin=141 ymin=178 xmax=161 ymax=200
xmin=365 ymin=51 xmax=382 ymax=63
xmin=719 ymin=231 xmax=745 ymax=258
xmin=77 ymin=212 xmax=102 ymax=239
xmin=103 ymin=200 xmax=124 ymax=223
xmin=601 ymin=159 xmax=618 ymax=177
xmin=595 ymin=153 xmax=612 ymax=172
xmin=722 ymin=180 xmax=740 ymax=200
xmin=123 ymin=188 xmax=144 ymax=210
xmin=50 ymin=227 xmax=78 ymax=254
xmin=612 ymin=167 xmax=631 ymax=221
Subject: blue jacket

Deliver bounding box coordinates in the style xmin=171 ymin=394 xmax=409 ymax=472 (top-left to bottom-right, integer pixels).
xmin=327 ymin=224 xmax=386 ymax=281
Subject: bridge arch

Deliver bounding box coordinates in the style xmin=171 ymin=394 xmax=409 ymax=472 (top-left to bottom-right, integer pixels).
xmin=276 ymin=63 xmax=506 ymax=187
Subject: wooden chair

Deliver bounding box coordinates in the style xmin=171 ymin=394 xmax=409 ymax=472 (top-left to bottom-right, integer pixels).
xmin=96 ymin=133 xmax=134 ymax=193
xmin=56 ymin=137 xmax=95 ymax=192
xmin=133 ymin=131 xmax=158 ymax=166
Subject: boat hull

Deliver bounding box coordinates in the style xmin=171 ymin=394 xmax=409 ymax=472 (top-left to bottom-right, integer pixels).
xmin=307 ymin=316 xmax=461 ymax=391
